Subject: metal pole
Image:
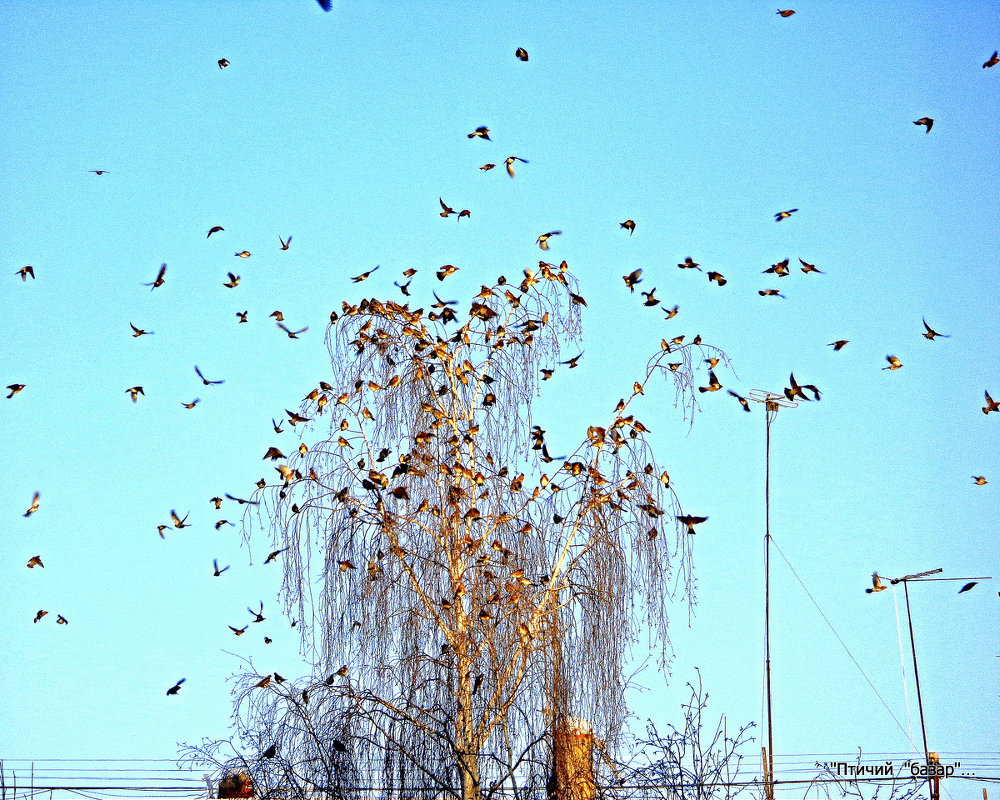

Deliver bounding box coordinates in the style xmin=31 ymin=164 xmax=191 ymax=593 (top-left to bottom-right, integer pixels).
xmin=764 ymin=408 xmax=775 ymax=800
xmin=902 ymin=580 xmax=932 ymax=799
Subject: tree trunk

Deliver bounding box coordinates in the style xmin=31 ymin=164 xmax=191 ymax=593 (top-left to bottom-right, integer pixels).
xmin=548 ymin=717 xmax=595 ymax=800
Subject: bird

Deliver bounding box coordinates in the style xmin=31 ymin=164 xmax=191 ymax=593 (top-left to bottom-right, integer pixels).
xmin=436 ymin=264 xmax=460 ymax=281
xmin=33 ymin=610 xmax=48 ymax=623
xmin=536 ymin=231 xmax=561 ymax=250
xmin=207 ymin=226 xmax=224 ymax=237
xmin=620 ymin=219 xmax=636 ymax=235
xmin=338 ymin=560 xmax=356 ymax=572
xmin=89 ymin=170 xmax=108 ymax=175
xmin=143 ymin=263 xmax=167 ymax=290
xmin=229 ymin=625 xmax=248 ymax=636
xmin=171 ymin=510 xmax=191 ymax=528
xmin=223 ymin=272 xmax=241 ymax=288
xmin=764 ymin=259 xmax=790 ymax=276
xmin=181 ymin=399 xmax=200 ymax=409
xmin=622 ymin=269 xmax=642 ymax=292
xmin=921 ymin=318 xmax=950 ymax=340
xmin=515 ymin=47 xmax=529 ymax=61
xmin=26 ymin=555 xmax=44 ymax=568
xmin=728 ymin=390 xmax=751 ymax=412
xmin=828 ymin=340 xmax=849 ymax=351
xmin=126 ymin=385 xmax=144 ymax=403
xmin=883 ymin=355 xmax=903 ymax=370
xmin=984 ymin=51 xmax=999 ymax=69
xmin=236 ymin=311 xmax=248 ymax=323
xmin=457 ymin=208 xmax=471 ymax=221
xmin=130 ymin=322 xmax=154 ymax=337
xmin=214 ymin=520 xmax=234 ymax=529
xmin=264 ymin=548 xmax=287 ymax=564
xmin=758 ymin=289 xmax=785 ymax=298
xmin=865 ymin=573 xmax=887 ymax=594
xmin=699 ymin=371 xmax=722 ymax=393
xmin=479 ymin=163 xmax=496 ymax=171
xmin=263 ymin=744 xmax=277 ymax=759
xmin=316 ymin=0 xmax=332 ymax=10
xmin=16 ymin=265 xmax=34 ymax=281
xmin=6 ymin=384 xmax=26 ymax=398
xmin=958 ymin=582 xmax=978 ymax=594
xmin=707 ymin=271 xmax=727 ymax=286
xmin=439 ymin=198 xmax=455 ymax=217
xmin=560 ymin=353 xmax=583 ymax=369
xmin=225 ymin=492 xmax=258 ymax=506
xmin=218 ymin=58 xmax=230 ymax=69
xmin=504 ymin=156 xmax=528 ymax=178
xmin=468 ymin=126 xmax=491 ymax=140
xmin=641 ymin=288 xmax=660 ymax=306
xmin=798 ymin=258 xmax=824 ymax=274
xmin=263 ymin=446 xmax=286 ymax=461
xmin=213 ymin=559 xmax=230 ymax=577
xmin=24 ymin=491 xmax=40 ymax=517
xmin=676 ymin=514 xmax=708 ymax=534
xmin=677 ymin=257 xmax=701 ymax=271
xmin=776 ymin=8 xmax=795 ymax=16
xmin=913 ymin=117 xmax=933 ymax=132
xmin=234 ymin=250 xmax=251 ymax=258
xmin=166 ymin=678 xmax=186 ymax=695
xmin=248 ymin=603 xmax=265 ymax=623
xmin=195 ymin=366 xmax=224 ymax=385
xmin=157 ymin=525 xmax=169 ymax=539
xmin=983 ymin=391 xmax=999 ymax=415
xmin=277 ymin=323 xmax=308 ymax=339
xmin=774 ymin=208 xmax=798 ymax=221
xmin=972 ymin=476 xmax=988 ymax=485
xmin=56 ymin=615 xmax=68 ymax=625
xmin=351 ymin=265 xmax=380 ymax=283
xmin=279 ymin=235 xmax=292 ymax=250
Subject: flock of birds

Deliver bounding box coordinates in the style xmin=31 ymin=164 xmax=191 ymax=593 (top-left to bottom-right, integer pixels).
xmin=10 ymin=10 xmax=997 ymax=709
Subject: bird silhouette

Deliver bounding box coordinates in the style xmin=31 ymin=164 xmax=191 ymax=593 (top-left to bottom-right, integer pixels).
xmin=798 ymin=258 xmax=824 ymax=274
xmin=728 ymin=390 xmax=751 ymax=412
xmin=439 ymin=198 xmax=455 ymax=218
xmin=921 ymin=318 xmax=950 ymax=340
xmin=171 ymin=510 xmax=191 ymax=528
xmin=223 ymin=272 xmax=240 ymax=288
xmin=352 ymin=265 xmax=380 ymax=283
xmin=504 ymin=156 xmax=528 ymax=177
xmin=26 ymin=555 xmax=44 ymax=568
xmin=24 ymin=492 xmax=40 ymax=517
xmin=758 ymin=289 xmax=785 ymax=298
xmin=699 ymin=371 xmax=722 ymax=393
xmin=218 ymin=58 xmax=229 ymax=69
xmin=166 ymin=678 xmax=186 ymax=695
xmin=620 ymin=219 xmax=636 ymax=235
xmin=213 ymin=559 xmax=230 ymax=576
xmin=130 ymin=322 xmax=154 ymax=337
xmin=143 ymin=263 xmax=167 ymax=290
xmin=676 ymin=514 xmax=708 ymax=534
xmin=707 ymin=271 xmax=727 ymax=286
xmin=277 ymin=323 xmax=308 ymax=339
xmin=776 ymin=8 xmax=795 ymax=16
xmin=774 ymin=209 xmax=798 ymax=221
xmin=515 ymin=47 xmax=529 ymax=61
xmin=56 ymin=615 xmax=68 ymax=625
xmin=883 ymin=355 xmax=903 ymax=371
xmin=181 ymin=399 xmax=200 ymax=409
xmin=229 ymin=625 xmax=248 ymax=636
xmin=479 ymin=163 xmax=496 ymax=171
xmin=248 ymin=602 xmax=265 ymax=622
xmin=641 ymin=288 xmax=659 ymax=306
xmin=195 ymin=366 xmax=224 ymax=385
xmin=6 ymin=384 xmax=26 ymax=398
xmin=622 ymin=269 xmax=642 ymax=292
xmin=972 ymin=476 xmax=988 ymax=485
xmin=126 ymin=386 xmax=144 ymax=403
xmin=983 ymin=391 xmax=999 ymax=415
xmin=236 ymin=311 xmax=248 ymax=323
xmin=317 ymin=0 xmax=332 ymax=10
xmin=468 ymin=126 xmax=491 ymax=140
xmin=207 ymin=226 xmax=224 ymax=237
xmin=89 ymin=170 xmax=108 ymax=175
xmin=16 ymin=266 xmax=35 ymax=281
xmin=536 ymin=231 xmax=561 ymax=250
xmin=913 ymin=117 xmax=933 ymax=132
xmin=865 ymin=573 xmax=887 ymax=593
xmin=763 ymin=259 xmax=790 ymax=276
xmin=235 ymin=250 xmax=251 ymax=258
xmin=33 ymin=610 xmax=48 ymax=623
xmin=984 ymin=51 xmax=999 ymax=68
xmin=264 ymin=548 xmax=287 ymax=564
xmin=958 ymin=582 xmax=978 ymax=594
xmin=828 ymin=340 xmax=849 ymax=351
xmin=279 ymin=235 xmax=292 ymax=250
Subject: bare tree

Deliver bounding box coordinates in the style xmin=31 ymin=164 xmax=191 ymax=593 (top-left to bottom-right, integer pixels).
xmin=186 ymin=263 xmax=726 ymax=800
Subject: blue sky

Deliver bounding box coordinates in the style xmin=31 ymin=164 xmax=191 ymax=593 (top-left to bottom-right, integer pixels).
xmin=2 ymin=0 xmax=997 ymax=793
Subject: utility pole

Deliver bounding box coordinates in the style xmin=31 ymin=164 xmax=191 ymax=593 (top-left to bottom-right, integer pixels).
xmin=748 ymin=390 xmax=797 ymax=800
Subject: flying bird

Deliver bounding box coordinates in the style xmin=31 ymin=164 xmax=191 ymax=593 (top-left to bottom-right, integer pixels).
xmin=707 ymin=271 xmax=727 ymax=286
xmin=515 ymin=47 xmax=529 ymax=61
xmin=536 ymin=231 xmax=561 ymax=250
xmin=984 ymin=51 xmax=999 ymax=68
xmin=479 ymin=163 xmax=496 ymax=171
xmin=195 ymin=366 xmax=224 ymax=385
xmin=774 ymin=209 xmax=798 ymax=221
xmin=351 ymin=265 xmax=380 ymax=283
xmin=921 ymin=318 xmax=950 ymax=340
xmin=130 ymin=322 xmax=154 ymax=337
xmin=677 ymin=257 xmax=701 ymax=271
xmin=641 ymin=288 xmax=660 ymax=306
xmin=264 ymin=548 xmax=287 ymax=564
xmin=218 ymin=58 xmax=230 ymax=69
xmin=223 ymin=272 xmax=241 ymax=288
xmin=279 ymin=235 xmax=292 ymax=250
xmin=171 ymin=509 xmax=191 ymax=528
xmin=676 ymin=514 xmax=708 ymax=534
xmin=865 ymin=573 xmax=887 ymax=594
xmin=560 ymin=353 xmax=583 ymax=369
xmin=143 ymin=263 xmax=167 ymax=290
xmin=56 ymin=615 xmax=68 ymax=625
xmin=504 ymin=156 xmax=528 ymax=177
xmin=236 ymin=311 xmax=248 ymax=323
xmin=883 ymin=355 xmax=903 ymax=371
xmin=248 ymin=603 xmax=265 ymax=622
xmin=26 ymin=555 xmax=44 ymax=568
xmin=828 ymin=340 xmax=849 ymax=351
xmin=181 ymin=399 xmax=200 ymax=409
xmin=457 ymin=208 xmax=471 ymax=220
xmin=972 ymin=476 xmax=988 ymax=485
xmin=235 ymin=250 xmax=251 ymax=258
xmin=277 ymin=322 xmax=308 ymax=339
xmin=33 ymin=610 xmax=48 ymax=623
xmin=16 ymin=266 xmax=34 ymax=281
xmin=317 ymin=0 xmax=332 ymax=10
xmin=166 ymin=678 xmax=186 ymax=695
xmin=7 ymin=384 xmax=26 ymax=398
xmin=699 ymin=371 xmax=722 ymax=393
xmin=798 ymin=258 xmax=824 ymax=274
xmin=958 ymin=582 xmax=978 ymax=594
xmin=758 ymin=289 xmax=785 ymax=298
xmin=89 ymin=170 xmax=108 ymax=175
xmin=213 ymin=559 xmax=230 ymax=577
xmin=439 ymin=198 xmax=455 ymax=217
xmin=983 ymin=390 xmax=999 ymax=415
xmin=468 ymin=126 xmax=491 ymax=140
xmin=126 ymin=385 xmax=144 ymax=403
xmin=776 ymin=8 xmax=795 ymax=16
xmin=622 ymin=269 xmax=642 ymax=292
xmin=229 ymin=625 xmax=248 ymax=636
xmin=207 ymin=226 xmax=224 ymax=237
xmin=728 ymin=390 xmax=751 ymax=412
xmin=913 ymin=117 xmax=933 ymax=132
xmin=620 ymin=219 xmax=636 ymax=235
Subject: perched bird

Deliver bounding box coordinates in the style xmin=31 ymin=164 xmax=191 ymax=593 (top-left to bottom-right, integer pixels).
xmin=865 ymin=573 xmax=887 ymax=594
xmin=728 ymin=390 xmax=751 ymax=412
xmin=972 ymin=476 xmax=988 ymax=485
xmin=676 ymin=514 xmax=708 ymax=534
xmin=958 ymin=582 xmax=978 ymax=594
xmin=913 ymin=117 xmax=933 ymax=132
xmin=828 ymin=340 xmax=849 ymax=351
xmin=213 ymin=559 xmax=230 ymax=577
xmin=921 ymin=318 xmax=949 ymax=340
xmin=504 ymin=156 xmax=528 ymax=178
xmin=195 ymin=366 xmax=224 ymax=385
xmin=207 ymin=226 xmax=224 ymax=237
xmin=620 ymin=219 xmax=636 ymax=235
xmin=218 ymin=58 xmax=230 ymax=69
xmin=16 ymin=266 xmax=34 ymax=281
xmin=126 ymin=385 xmax=145 ymax=403
xmin=707 ymin=271 xmax=727 ymax=286
xmin=143 ymin=263 xmax=167 ymax=290
xmin=699 ymin=371 xmax=722 ymax=393
xmin=798 ymin=258 xmax=824 ymax=274
xmin=166 ymin=678 xmax=186 ymax=695
xmin=234 ymin=250 xmax=251 ymax=258
xmin=223 ymin=272 xmax=241 ymax=288
xmin=536 ymin=231 xmax=561 ymax=250
xmin=181 ymin=399 xmax=200 ymax=409
xmin=883 ymin=355 xmax=903 ymax=371
xmin=279 ymin=235 xmax=292 ymax=251
xmin=277 ymin=322 xmax=308 ymax=339
xmin=515 ymin=47 xmax=529 ymax=61
xmin=776 ymin=8 xmax=795 ymax=16
xmin=439 ymin=198 xmax=455 ymax=218
xmin=351 ymin=265 xmax=380 ymax=283
xmin=983 ymin=390 xmax=999 ymax=415
xmin=622 ymin=269 xmax=642 ymax=292
xmin=26 ymin=555 xmax=44 ymax=569
xmin=33 ymin=610 xmax=48 ymax=623
xmin=130 ymin=322 xmax=154 ymax=337
xmin=774 ymin=208 xmax=798 ymax=221
xmin=984 ymin=51 xmax=1000 ymax=69
xmin=171 ymin=509 xmax=191 ymax=528
xmin=236 ymin=311 xmax=248 ymax=323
